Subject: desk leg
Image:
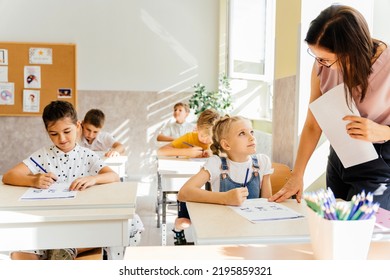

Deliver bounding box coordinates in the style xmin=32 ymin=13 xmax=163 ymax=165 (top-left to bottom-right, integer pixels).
xmin=105 ymin=247 xmax=125 ymax=260
xmin=156 ymin=172 xmax=162 ymax=228
xmin=161 ymin=191 xmax=167 ymax=245
xmin=161 ymin=223 xmax=167 ymax=246
xmin=161 ymin=191 xmax=180 ymax=246
xmin=162 ymin=191 xmax=167 ymax=225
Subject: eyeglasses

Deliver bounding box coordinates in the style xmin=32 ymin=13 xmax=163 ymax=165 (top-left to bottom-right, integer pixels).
xmin=307 ymin=48 xmax=338 ymax=68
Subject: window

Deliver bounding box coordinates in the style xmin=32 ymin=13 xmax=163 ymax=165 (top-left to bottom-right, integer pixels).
xmin=228 ymin=0 xmax=274 ymax=82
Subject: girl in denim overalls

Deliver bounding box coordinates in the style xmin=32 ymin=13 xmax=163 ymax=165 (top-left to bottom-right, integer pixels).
xmin=173 ymin=116 xmax=273 ymax=245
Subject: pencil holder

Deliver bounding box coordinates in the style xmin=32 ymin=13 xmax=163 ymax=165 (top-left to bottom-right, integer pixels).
xmin=306 ymin=206 xmax=375 ymax=260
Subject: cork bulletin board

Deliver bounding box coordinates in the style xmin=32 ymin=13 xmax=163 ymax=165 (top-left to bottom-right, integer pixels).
xmin=0 ymin=42 xmax=76 ymax=116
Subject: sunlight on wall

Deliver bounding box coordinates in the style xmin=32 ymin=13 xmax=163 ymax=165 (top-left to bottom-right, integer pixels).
xmin=303 ymin=139 xmax=329 ymax=190
xmin=230 ymin=79 xmax=271 ymax=120
xmin=141 ymin=9 xmax=198 ymax=66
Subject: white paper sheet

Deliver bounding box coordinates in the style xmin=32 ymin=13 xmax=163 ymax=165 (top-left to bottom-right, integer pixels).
xmin=23 ymin=89 xmax=40 ymax=113
xmin=309 ymin=83 xmax=378 ymax=168
xmin=20 ymin=182 xmax=77 ymax=200
xmin=229 ymin=198 xmax=304 ymax=223
xmin=29 ymin=48 xmax=53 ymax=64
xmin=0 ymin=66 xmax=8 ymax=82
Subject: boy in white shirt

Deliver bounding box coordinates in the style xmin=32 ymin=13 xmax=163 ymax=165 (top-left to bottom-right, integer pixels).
xmin=157 ymin=102 xmax=195 ymax=142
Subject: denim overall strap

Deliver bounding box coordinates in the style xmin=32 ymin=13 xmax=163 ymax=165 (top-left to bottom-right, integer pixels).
xmin=219 ymin=156 xmax=260 ymax=198
xmin=251 ymin=155 xmax=260 ymax=175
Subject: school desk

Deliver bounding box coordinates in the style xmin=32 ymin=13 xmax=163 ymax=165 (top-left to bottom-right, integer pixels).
xmin=156 ymin=156 xmax=206 ymax=245
xmin=186 ymin=199 xmax=311 ymax=245
xmin=186 ymin=200 xmax=390 ymax=246
xmin=123 ymin=241 xmax=390 ymax=260
xmin=0 ymin=181 xmax=137 ymax=260
xmin=103 ymin=155 xmax=128 ymax=181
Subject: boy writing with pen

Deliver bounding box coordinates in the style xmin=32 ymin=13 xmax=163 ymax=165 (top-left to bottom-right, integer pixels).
xmin=79 ymin=108 xmax=125 ymax=157
xmin=2 ymin=100 xmax=119 ymax=260
xmin=157 ymin=108 xmax=220 ymax=158
xmin=173 ymin=115 xmax=273 ymax=245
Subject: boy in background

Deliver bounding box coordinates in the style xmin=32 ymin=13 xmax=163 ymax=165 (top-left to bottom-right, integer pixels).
xmin=157 ymin=102 xmax=195 ymax=142
xmin=157 ymin=108 xmax=220 ymax=158
xmin=80 ymin=109 xmax=125 ymax=157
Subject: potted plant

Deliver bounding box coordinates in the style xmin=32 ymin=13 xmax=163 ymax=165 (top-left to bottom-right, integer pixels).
xmin=189 ymin=74 xmax=233 ymax=116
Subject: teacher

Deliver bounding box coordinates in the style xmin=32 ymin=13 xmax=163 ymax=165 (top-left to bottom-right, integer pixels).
xmin=269 ymin=4 xmax=390 ymax=210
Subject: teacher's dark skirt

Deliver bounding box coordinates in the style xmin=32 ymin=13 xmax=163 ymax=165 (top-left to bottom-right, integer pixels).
xmin=326 ymin=141 xmax=390 ymax=210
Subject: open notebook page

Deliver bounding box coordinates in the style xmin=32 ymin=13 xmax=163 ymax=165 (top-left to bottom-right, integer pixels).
xmin=229 ymin=198 xmax=304 ymax=223
xmin=20 ymin=182 xmax=76 ymax=200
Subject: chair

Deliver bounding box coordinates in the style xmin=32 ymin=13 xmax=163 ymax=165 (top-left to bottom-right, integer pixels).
xmin=270 ymin=162 xmax=292 ymax=195
xmin=75 ymin=248 xmax=103 ymax=260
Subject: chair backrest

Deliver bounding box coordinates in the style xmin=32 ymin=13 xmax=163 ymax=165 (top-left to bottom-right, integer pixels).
xmin=270 ymin=162 xmax=292 ymax=195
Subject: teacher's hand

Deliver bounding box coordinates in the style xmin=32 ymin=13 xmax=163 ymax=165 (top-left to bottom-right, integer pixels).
xmin=343 ymin=115 xmax=389 ymax=142
xmin=268 ymin=175 xmax=303 ymax=203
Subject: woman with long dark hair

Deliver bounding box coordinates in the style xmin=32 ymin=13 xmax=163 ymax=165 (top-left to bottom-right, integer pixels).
xmin=270 ymin=5 xmax=390 ymax=210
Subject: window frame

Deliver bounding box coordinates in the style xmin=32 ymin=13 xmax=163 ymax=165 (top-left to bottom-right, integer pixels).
xmin=227 ymin=0 xmax=275 ymax=82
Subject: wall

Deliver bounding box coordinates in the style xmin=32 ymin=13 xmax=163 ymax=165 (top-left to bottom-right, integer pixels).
xmin=271 ymin=0 xmax=300 ymax=168
xmin=274 ymin=0 xmax=300 ymax=80
xmin=0 ymin=0 xmax=219 ymax=91
xmin=373 ymin=0 xmax=390 ymax=41
xmin=0 ymin=0 xmax=220 ymax=178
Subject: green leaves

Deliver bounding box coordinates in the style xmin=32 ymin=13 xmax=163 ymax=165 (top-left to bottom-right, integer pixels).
xmin=189 ymin=75 xmax=233 ymax=116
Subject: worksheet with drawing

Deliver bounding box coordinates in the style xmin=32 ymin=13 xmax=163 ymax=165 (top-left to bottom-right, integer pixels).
xmin=229 ymin=198 xmax=304 ymax=223
xmin=20 ymin=182 xmax=76 ymax=200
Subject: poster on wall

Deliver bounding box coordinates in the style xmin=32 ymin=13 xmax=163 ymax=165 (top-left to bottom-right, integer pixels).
xmin=58 ymin=88 xmax=72 ymax=98
xmin=24 ymin=66 xmax=41 ymax=88
xmin=0 ymin=49 xmax=8 ymax=65
xmin=29 ymin=48 xmax=53 ymax=64
xmin=23 ymin=89 xmax=40 ymax=112
xmin=0 ymin=82 xmax=14 ymax=105
xmin=0 ymin=66 xmax=8 ymax=82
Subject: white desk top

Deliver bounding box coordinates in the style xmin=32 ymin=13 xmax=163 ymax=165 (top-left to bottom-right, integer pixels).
xmin=103 ymin=155 xmax=128 ymax=165
xmin=187 ymin=200 xmax=310 ymax=245
xmin=157 ymin=156 xmax=206 ymax=176
xmin=124 ymin=241 xmax=390 ymax=260
xmin=0 ymin=181 xmax=137 ymax=223
xmin=0 ymin=181 xmax=137 ymax=210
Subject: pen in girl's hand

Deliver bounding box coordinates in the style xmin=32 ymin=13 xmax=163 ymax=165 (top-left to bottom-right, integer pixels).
xmin=243 ymin=168 xmax=249 ymax=187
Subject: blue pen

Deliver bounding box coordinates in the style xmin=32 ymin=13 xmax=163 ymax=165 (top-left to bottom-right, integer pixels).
xmin=30 ymin=157 xmax=47 ymax=173
xmin=30 ymin=157 xmax=57 ymax=182
xmin=243 ymin=168 xmax=249 ymax=187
